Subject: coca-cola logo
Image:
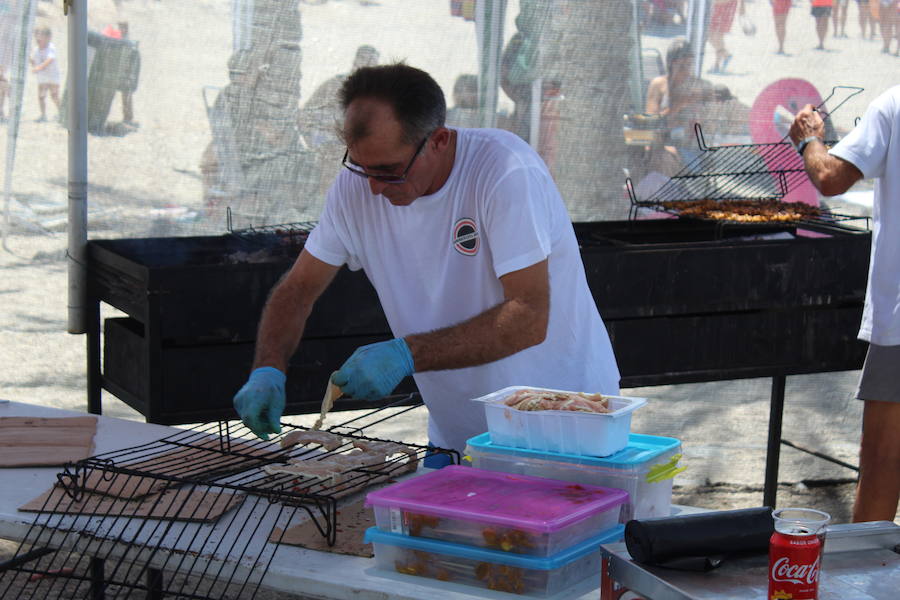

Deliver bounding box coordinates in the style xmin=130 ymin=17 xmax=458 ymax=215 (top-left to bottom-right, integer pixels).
xmin=771 ymin=556 xmax=820 ymax=585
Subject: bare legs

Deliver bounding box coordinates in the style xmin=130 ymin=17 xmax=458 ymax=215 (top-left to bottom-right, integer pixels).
xmin=774 ymin=13 xmax=788 ymax=53
xmin=858 ymin=1 xmax=873 ymax=37
xmin=707 ymin=30 xmax=730 ymax=72
xmin=852 ymin=399 xmax=900 ymax=522
xmin=833 ymin=1 xmax=849 ymax=37
xmin=815 ymin=14 xmax=829 ymax=49
xmin=36 ymin=83 xmax=60 ymax=121
xmin=882 ymin=5 xmax=897 ymax=53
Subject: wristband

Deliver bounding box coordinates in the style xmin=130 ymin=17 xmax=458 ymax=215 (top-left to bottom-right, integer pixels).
xmin=796 ymin=136 xmax=822 ymax=157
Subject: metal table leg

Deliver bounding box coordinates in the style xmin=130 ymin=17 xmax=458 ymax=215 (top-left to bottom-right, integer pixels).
xmin=90 ymin=557 xmax=105 ymax=600
xmin=146 ymin=567 xmax=163 ymax=600
xmin=87 ymin=297 xmax=102 ymax=415
xmin=764 ymin=375 xmax=786 ymax=508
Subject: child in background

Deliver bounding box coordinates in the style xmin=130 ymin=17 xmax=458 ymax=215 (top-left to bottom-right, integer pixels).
xmin=30 ymin=26 xmax=60 ymax=123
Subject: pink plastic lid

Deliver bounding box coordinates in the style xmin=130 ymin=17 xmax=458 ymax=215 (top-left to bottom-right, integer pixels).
xmin=365 ymin=465 xmax=628 ymax=533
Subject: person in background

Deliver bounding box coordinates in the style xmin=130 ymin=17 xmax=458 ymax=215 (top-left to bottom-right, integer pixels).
xmin=856 ymin=0 xmax=874 ymax=38
xmin=300 ymin=44 xmax=379 ymax=150
xmin=232 ymin=63 xmax=621 ymax=458
xmin=102 ymin=21 xmax=137 ymax=125
xmin=811 ymin=0 xmax=835 ymax=50
xmin=303 ymin=45 xmax=379 ymax=120
xmin=29 ymin=26 xmax=60 ymax=123
xmin=833 ymin=0 xmax=850 ymax=36
xmin=888 ymin=0 xmax=900 ymax=54
xmin=707 ymin=0 xmax=744 ymax=73
xmin=875 ymin=0 xmax=897 ymax=53
xmin=645 ymin=38 xmax=726 ymax=174
xmin=445 ymin=73 xmax=480 ymax=129
xmin=771 ymin=0 xmax=792 ymax=54
xmin=789 ymin=86 xmax=900 ymax=523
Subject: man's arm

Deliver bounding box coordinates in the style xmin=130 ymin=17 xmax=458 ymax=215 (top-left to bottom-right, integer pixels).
xmin=406 ymin=259 xmax=550 ymax=372
xmin=233 ymin=249 xmax=339 ymax=439
xmin=253 ymin=248 xmax=340 ymax=371
xmin=645 ymin=76 xmax=667 ymax=115
xmin=789 ymin=104 xmax=863 ymax=196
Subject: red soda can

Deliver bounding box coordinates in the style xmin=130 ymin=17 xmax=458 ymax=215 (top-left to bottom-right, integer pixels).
xmin=768 ymin=508 xmax=830 ymax=600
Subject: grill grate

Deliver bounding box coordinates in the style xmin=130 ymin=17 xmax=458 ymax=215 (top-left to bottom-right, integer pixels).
xmin=0 ymin=396 xmax=456 ymax=599
xmin=226 ymin=206 xmax=318 ymax=252
xmin=627 ymin=86 xmax=867 ymax=228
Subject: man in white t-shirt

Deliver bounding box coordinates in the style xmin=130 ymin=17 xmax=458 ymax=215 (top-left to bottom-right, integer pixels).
xmin=233 ymin=63 xmax=620 ymax=457
xmin=790 ymin=85 xmax=900 ymax=523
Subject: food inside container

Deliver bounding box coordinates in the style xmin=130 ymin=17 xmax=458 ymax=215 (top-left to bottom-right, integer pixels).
xmin=364 ymin=525 xmax=625 ymax=597
xmin=473 ymin=386 xmax=647 ymax=457
xmin=366 ymin=465 xmax=627 ymax=557
xmin=465 ymin=432 xmax=685 ymax=521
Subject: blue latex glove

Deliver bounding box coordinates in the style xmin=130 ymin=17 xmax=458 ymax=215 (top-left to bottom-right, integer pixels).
xmin=332 ymin=338 xmax=415 ymax=401
xmin=233 ymin=367 xmax=285 ymax=440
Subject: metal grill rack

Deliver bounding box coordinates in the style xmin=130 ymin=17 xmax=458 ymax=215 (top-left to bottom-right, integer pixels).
xmin=226 ymin=207 xmax=318 ymax=252
xmin=627 ymin=85 xmax=867 ymax=230
xmin=0 ymin=398 xmax=456 ymax=599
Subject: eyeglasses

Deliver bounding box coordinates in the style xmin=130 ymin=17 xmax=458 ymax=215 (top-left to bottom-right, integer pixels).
xmin=341 ymin=135 xmax=430 ymax=184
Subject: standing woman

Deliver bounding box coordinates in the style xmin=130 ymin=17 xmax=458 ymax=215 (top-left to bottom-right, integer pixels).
xmin=834 ymin=0 xmax=850 ymax=36
xmin=857 ymin=0 xmax=873 ymax=38
xmin=811 ymin=0 xmax=835 ymax=49
xmin=772 ymin=0 xmax=792 ymax=54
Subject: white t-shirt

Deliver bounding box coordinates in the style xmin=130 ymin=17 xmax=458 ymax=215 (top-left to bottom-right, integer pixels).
xmin=830 ymin=85 xmax=900 ymax=345
xmin=31 ymin=42 xmax=60 ymax=85
xmin=305 ymin=128 xmax=621 ymax=453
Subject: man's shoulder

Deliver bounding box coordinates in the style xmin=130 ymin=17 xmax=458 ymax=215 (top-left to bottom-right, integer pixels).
xmin=877 ymin=86 xmax=900 ymax=112
xmin=459 ymin=127 xmax=534 ymax=158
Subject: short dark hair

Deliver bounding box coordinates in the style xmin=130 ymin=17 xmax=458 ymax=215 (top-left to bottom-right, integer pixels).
xmin=339 ymin=62 xmax=446 ymax=146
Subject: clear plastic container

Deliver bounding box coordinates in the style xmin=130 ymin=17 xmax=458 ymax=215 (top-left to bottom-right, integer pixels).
xmin=364 ymin=525 xmax=625 ymax=597
xmin=472 ymin=386 xmax=647 ymax=457
xmin=366 ymin=465 xmax=627 ymax=557
xmin=465 ymin=432 xmax=684 ymax=521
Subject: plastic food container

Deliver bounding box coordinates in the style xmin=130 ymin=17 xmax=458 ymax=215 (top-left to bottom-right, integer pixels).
xmin=364 ymin=524 xmax=625 ymax=597
xmin=465 ymin=432 xmax=685 ymax=521
xmin=366 ymin=465 xmax=627 ymax=557
xmin=472 ymin=386 xmax=647 ymax=457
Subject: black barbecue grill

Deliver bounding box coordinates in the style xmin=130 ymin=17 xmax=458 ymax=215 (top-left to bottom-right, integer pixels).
xmin=0 ymin=402 xmax=458 ymax=599
xmin=85 ymin=92 xmax=873 ymax=510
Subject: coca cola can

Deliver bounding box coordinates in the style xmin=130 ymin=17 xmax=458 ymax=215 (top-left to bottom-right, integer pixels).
xmin=768 ymin=508 xmax=830 ymax=600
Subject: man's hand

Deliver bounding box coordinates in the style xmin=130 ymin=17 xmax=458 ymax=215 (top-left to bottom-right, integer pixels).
xmin=789 ymin=104 xmax=825 ymax=146
xmin=233 ymin=367 xmax=286 ymax=440
xmin=332 ymin=339 xmax=415 ymax=401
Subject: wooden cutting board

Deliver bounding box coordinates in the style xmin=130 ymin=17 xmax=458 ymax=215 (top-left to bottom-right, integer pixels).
xmin=0 ymin=416 xmax=97 ymax=467
xmin=20 ymin=485 xmax=244 ymax=523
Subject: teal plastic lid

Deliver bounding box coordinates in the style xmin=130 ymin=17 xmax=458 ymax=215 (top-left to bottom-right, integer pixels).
xmin=466 ymin=432 xmax=681 ymax=468
xmin=364 ymin=524 xmax=625 ymax=570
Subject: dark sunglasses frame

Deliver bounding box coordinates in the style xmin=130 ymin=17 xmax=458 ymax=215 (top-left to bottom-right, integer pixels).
xmin=341 ymin=134 xmax=430 ymax=184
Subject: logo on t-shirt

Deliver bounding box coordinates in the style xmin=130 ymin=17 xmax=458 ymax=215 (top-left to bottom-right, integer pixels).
xmin=452 ymin=217 xmax=479 ymax=256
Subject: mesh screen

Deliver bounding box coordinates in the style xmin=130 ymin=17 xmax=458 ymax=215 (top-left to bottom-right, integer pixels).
xmin=0 ymin=0 xmax=886 ymax=492
xmin=1 ymin=0 xmax=884 ymax=238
